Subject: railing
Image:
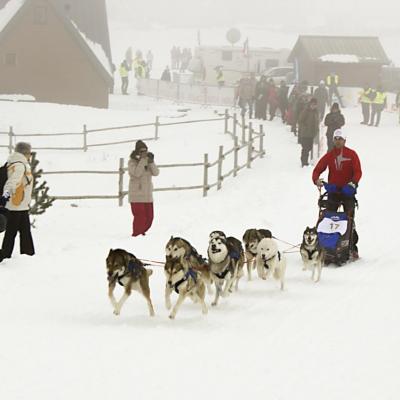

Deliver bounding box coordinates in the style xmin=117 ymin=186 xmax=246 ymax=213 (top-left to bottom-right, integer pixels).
xmin=40 ymin=111 xmax=266 ymax=205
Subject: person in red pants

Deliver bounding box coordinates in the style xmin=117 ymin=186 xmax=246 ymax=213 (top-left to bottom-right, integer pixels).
xmin=128 ymin=140 xmax=159 ymax=236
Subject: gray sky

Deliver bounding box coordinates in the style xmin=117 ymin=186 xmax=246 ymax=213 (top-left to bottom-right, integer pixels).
xmin=107 ymin=0 xmax=399 ymax=33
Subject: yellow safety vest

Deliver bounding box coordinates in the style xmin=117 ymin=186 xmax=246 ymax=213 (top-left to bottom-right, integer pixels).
xmin=216 ymin=70 xmax=224 ymax=82
xmin=360 ymin=88 xmax=372 ymax=103
xmin=326 ymin=75 xmax=339 ymax=86
xmin=119 ymin=65 xmax=128 ymax=78
xmin=374 ymin=91 xmax=386 ymax=104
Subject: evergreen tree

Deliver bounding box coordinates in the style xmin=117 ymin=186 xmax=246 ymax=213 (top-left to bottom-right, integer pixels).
xmin=30 ymin=152 xmax=55 ymax=219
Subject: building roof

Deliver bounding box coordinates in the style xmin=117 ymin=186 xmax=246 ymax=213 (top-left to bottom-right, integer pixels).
xmin=288 ymin=35 xmax=390 ymax=65
xmin=0 ymin=0 xmax=112 ymax=64
xmin=0 ymin=0 xmax=112 ymax=81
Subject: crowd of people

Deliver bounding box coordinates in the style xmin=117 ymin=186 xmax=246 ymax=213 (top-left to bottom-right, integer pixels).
xmin=170 ymin=46 xmax=193 ymax=72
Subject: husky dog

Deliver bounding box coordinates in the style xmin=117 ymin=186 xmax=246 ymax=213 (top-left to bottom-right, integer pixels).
xmin=256 ymin=238 xmax=286 ymax=290
xmin=300 ymin=227 xmax=325 ymax=282
xmin=106 ymin=249 xmax=155 ymax=317
xmin=242 ymin=228 xmax=272 ymax=280
xmin=165 ymin=236 xmax=213 ymax=293
xmin=208 ymin=232 xmax=245 ymax=306
xmin=164 ymin=257 xmax=208 ymax=319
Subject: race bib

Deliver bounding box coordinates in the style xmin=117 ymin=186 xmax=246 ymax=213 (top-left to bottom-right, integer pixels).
xmin=317 ymin=217 xmax=348 ymax=235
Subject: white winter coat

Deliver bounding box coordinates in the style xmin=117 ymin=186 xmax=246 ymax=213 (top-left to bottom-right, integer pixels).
xmin=128 ymin=157 xmax=159 ymax=203
xmin=4 ymin=152 xmax=33 ymax=211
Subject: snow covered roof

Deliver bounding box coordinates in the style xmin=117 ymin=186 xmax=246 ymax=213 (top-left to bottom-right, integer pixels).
xmin=0 ymin=0 xmax=24 ymax=33
xmin=288 ymin=35 xmax=390 ymax=65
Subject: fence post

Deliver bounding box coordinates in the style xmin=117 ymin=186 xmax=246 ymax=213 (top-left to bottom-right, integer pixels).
xmin=233 ymin=137 xmax=239 ymax=177
xmin=118 ymin=157 xmax=124 ymax=207
xmin=247 ymin=124 xmax=253 ymax=168
xmin=217 ymin=145 xmax=223 ymax=190
xmin=83 ymin=124 xmax=88 ymax=152
xmin=8 ymin=126 xmax=13 ymax=154
xmin=224 ymin=109 xmax=229 ymax=134
xmin=233 ymin=113 xmax=237 ymax=138
xmin=155 ymin=116 xmax=160 ymax=140
xmin=203 ymin=153 xmax=209 ymax=197
xmin=259 ymin=124 xmax=265 ymax=158
xmin=241 ymin=115 xmax=246 ymax=144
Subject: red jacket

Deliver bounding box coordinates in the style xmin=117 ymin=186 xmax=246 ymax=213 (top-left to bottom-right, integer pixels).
xmin=312 ymin=146 xmax=362 ymax=188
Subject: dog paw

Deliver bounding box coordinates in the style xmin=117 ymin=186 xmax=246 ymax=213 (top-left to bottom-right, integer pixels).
xmin=211 ymin=301 xmax=217 ymax=307
xmin=113 ymin=309 xmax=120 ymax=316
xmin=168 ymin=314 xmax=175 ymax=320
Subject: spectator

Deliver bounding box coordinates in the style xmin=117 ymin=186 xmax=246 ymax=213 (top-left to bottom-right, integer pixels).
xmin=369 ymin=85 xmax=387 ymax=127
xmin=359 ymin=84 xmax=374 ymax=125
xmin=314 ymin=80 xmax=329 ymax=122
xmin=146 ymin=50 xmax=154 ymax=71
xmin=255 ymin=76 xmax=268 ymax=120
xmin=324 ymin=102 xmax=345 ymax=152
xmin=267 ymin=79 xmax=279 ymax=121
xmin=119 ymin=60 xmax=130 ymax=95
xmin=0 ymin=142 xmax=35 ymax=263
xmin=128 ymin=140 xmax=159 ymax=237
xmin=161 ymin=66 xmax=171 ymax=82
xmin=215 ymin=66 xmax=225 ymax=87
xmin=326 ymin=72 xmax=343 ymax=107
xmin=298 ymin=98 xmax=319 ymax=167
xmin=278 ymin=80 xmax=289 ymax=123
xmin=237 ymin=74 xmax=256 ymax=119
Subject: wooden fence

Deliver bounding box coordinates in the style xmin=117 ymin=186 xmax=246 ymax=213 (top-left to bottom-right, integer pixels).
xmin=40 ymin=111 xmax=266 ymax=205
xmin=0 ymin=115 xmax=226 ymax=153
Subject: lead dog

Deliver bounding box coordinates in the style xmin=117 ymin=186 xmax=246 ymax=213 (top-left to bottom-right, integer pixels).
xmin=165 ymin=236 xmax=213 ymax=293
xmin=164 ymin=257 xmax=208 ymax=319
xmin=106 ymin=249 xmax=155 ymax=317
xmin=300 ymin=227 xmax=325 ymax=282
xmin=242 ymin=228 xmax=272 ymax=280
xmin=208 ymin=231 xmax=245 ymax=306
xmin=256 ymin=238 xmax=286 ymax=290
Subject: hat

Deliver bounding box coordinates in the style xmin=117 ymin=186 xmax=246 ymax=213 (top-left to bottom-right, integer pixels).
xmin=319 ymin=80 xmax=325 ymax=85
xmin=333 ymin=129 xmax=346 ymax=140
xmin=134 ymin=140 xmax=148 ymax=152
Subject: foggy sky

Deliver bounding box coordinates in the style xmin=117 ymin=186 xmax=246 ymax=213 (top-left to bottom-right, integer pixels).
xmin=107 ymin=0 xmax=399 ymax=33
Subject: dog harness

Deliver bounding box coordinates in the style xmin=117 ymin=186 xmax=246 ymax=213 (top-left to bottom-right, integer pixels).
xmin=171 ymin=268 xmax=198 ymax=294
xmin=304 ymin=248 xmax=318 ymax=260
xmin=263 ymin=251 xmax=281 ymax=269
xmin=117 ymin=260 xmax=142 ymax=286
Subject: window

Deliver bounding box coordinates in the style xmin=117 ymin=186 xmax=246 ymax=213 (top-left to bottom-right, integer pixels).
xmin=222 ymin=51 xmax=233 ymax=61
xmin=34 ymin=6 xmax=47 ymax=24
xmin=5 ymin=53 xmax=17 ymax=66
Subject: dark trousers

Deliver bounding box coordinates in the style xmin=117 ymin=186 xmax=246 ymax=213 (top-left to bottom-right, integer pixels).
xmin=327 ymin=193 xmax=358 ymax=252
xmin=300 ymin=137 xmax=313 ymax=166
xmin=130 ymin=202 xmax=154 ymax=236
xmin=239 ymin=98 xmax=254 ymax=118
xmin=361 ymin=102 xmax=370 ymax=124
xmin=121 ymin=77 xmax=129 ymax=94
xmin=370 ymin=103 xmax=383 ymax=126
xmin=1 ymin=210 xmax=35 ymax=259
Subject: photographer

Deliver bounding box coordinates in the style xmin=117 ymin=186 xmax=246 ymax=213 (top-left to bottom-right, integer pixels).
xmin=128 ymin=140 xmax=159 ymax=236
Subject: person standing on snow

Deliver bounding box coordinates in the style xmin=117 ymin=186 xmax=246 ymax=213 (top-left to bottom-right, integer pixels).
xmin=326 ymin=72 xmax=343 ymax=107
xmin=359 ymin=84 xmax=374 ymax=125
xmin=119 ymin=60 xmax=130 ymax=95
xmin=312 ymin=129 xmax=362 ymax=259
xmin=314 ymin=80 xmax=329 ymax=122
xmin=298 ymin=97 xmax=319 ymax=167
xmin=369 ymin=85 xmax=386 ymax=127
xmin=128 ymin=140 xmax=159 ymax=237
xmin=324 ymin=102 xmax=345 ymax=152
xmin=0 ymin=142 xmax=35 ymax=263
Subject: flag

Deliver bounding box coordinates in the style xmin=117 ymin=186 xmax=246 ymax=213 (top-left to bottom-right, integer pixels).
xmin=243 ymin=38 xmax=249 ymax=58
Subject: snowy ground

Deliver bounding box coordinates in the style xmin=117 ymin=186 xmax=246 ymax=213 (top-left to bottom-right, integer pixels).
xmin=0 ymin=92 xmax=399 ymax=400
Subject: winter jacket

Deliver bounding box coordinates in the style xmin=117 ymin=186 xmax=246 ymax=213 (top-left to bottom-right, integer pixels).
xmin=312 ymin=146 xmax=362 ymax=188
xmin=128 ymin=156 xmax=159 ymax=203
xmin=298 ymin=107 xmax=319 ymax=139
xmin=4 ymin=152 xmax=33 ymax=211
xmin=324 ymin=111 xmax=345 ymax=137
xmin=238 ymin=78 xmax=256 ymax=101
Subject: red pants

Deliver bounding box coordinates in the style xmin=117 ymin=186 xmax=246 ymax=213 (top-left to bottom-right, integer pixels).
xmin=130 ymin=202 xmax=154 ymax=236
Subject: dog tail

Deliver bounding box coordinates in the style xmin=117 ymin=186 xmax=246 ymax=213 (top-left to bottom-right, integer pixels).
xmin=146 ymin=269 xmax=153 ymax=276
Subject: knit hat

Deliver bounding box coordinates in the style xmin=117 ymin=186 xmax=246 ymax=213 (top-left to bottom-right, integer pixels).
xmin=333 ymin=129 xmax=346 ymax=140
xmin=134 ymin=140 xmax=147 ymax=152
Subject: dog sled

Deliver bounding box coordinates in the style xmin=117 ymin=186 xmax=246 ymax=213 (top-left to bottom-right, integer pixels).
xmin=316 ymin=191 xmax=358 ymax=266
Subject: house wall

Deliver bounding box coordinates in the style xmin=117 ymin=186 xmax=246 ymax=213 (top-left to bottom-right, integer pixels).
xmin=0 ymin=0 xmax=109 ymax=108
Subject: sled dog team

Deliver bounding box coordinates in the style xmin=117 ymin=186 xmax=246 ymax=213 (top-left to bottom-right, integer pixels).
xmin=106 ymin=227 xmax=325 ymax=319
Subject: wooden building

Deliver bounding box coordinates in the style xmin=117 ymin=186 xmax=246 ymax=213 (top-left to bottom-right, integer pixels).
xmin=288 ymin=35 xmax=390 ymax=87
xmin=0 ymin=0 xmax=113 ymax=108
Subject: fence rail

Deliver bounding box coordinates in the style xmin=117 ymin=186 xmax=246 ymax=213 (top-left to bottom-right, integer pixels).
xmin=38 ymin=110 xmax=266 ymax=205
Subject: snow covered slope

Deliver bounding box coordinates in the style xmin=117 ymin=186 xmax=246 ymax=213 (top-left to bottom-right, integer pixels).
xmin=0 ymin=93 xmax=399 ymax=399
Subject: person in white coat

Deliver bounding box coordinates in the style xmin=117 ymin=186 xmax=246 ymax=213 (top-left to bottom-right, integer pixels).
xmin=0 ymin=142 xmax=34 ymax=262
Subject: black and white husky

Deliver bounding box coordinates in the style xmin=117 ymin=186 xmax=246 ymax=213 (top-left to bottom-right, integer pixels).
xmin=208 ymin=231 xmax=244 ymax=306
xmin=300 ymin=227 xmax=325 ymax=282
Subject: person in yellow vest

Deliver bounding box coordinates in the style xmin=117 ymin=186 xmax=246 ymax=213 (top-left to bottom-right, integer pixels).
xmin=326 ymin=72 xmax=343 ymax=107
xmin=359 ymin=84 xmax=374 ymax=125
xmin=369 ymin=85 xmax=387 ymax=127
xmin=215 ymin=66 xmax=225 ymax=87
xmin=119 ymin=60 xmax=130 ymax=95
